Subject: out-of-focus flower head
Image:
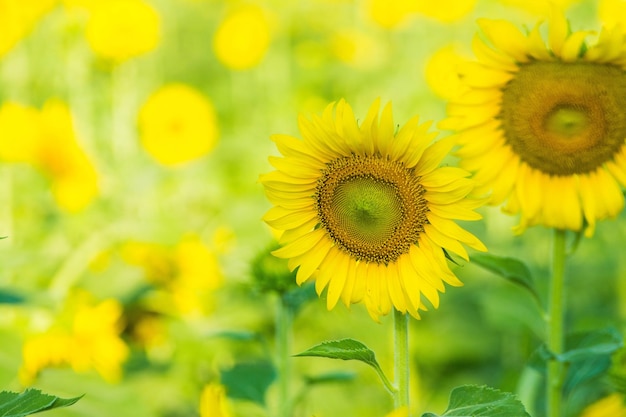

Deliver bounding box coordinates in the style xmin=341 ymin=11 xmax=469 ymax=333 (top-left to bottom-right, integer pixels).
xmin=36 ymin=100 xmax=99 ymax=212
xmin=424 ymin=44 xmax=468 ymax=100
xmin=331 ymin=29 xmax=387 ymax=69
xmin=213 ymin=4 xmax=271 ymax=70
xmin=0 ymin=100 xmax=99 ymax=212
xmin=497 ymin=0 xmax=580 ymax=16
xmin=0 ymin=0 xmax=57 ymax=58
xmin=200 ymin=383 xmax=232 ymax=417
xmin=121 ymin=234 xmax=223 ymax=318
xmin=20 ymin=290 xmax=129 ymax=385
xmin=599 ymin=0 xmax=626 ymax=29
xmin=366 ymin=0 xmax=414 ymax=29
xmin=138 ymin=83 xmax=219 ymax=167
xmin=412 ymin=0 xmax=476 ymax=23
xmin=579 ymin=393 xmax=626 ymax=417
xmin=85 ymin=0 xmax=160 ymax=63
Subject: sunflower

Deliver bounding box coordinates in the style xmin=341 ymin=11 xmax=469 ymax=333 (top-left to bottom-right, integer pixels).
xmin=260 ymin=99 xmax=485 ymax=320
xmin=439 ymin=14 xmax=626 ymax=236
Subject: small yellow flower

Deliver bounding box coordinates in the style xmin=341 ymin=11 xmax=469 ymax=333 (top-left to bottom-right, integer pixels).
xmin=599 ymin=0 xmax=626 ymax=29
xmin=85 ymin=0 xmax=160 ymax=62
xmin=331 ymin=30 xmax=387 ymax=69
xmin=213 ymin=4 xmax=271 ymax=70
xmin=20 ymin=291 xmax=129 ymax=384
xmin=580 ymin=393 xmax=626 ymax=417
xmin=121 ymin=234 xmax=223 ymax=317
xmin=412 ymin=0 xmax=476 ymax=23
xmin=36 ymin=100 xmax=99 ymax=212
xmin=0 ymin=0 xmax=57 ymax=57
xmin=0 ymin=102 xmax=41 ymax=162
xmin=138 ymin=83 xmax=219 ymax=166
xmin=441 ymin=14 xmax=626 ymax=235
xmin=261 ymin=99 xmax=486 ymax=321
xmin=200 ymin=383 xmax=231 ymax=417
xmin=366 ymin=0 xmax=413 ymax=29
xmin=424 ymin=45 xmax=467 ymax=100
xmin=0 ymin=100 xmax=98 ymax=212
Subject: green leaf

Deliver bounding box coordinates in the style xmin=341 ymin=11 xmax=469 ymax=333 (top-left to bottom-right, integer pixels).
xmin=0 ymin=289 xmax=24 ymax=304
xmin=294 ymin=339 xmax=394 ymax=393
xmin=558 ymin=327 xmax=623 ymax=363
xmin=0 ymin=389 xmax=82 ymax=416
xmin=304 ymin=370 xmax=356 ymax=385
xmin=421 ymin=385 xmax=531 ymax=417
xmin=220 ymin=360 xmax=276 ymax=406
xmin=471 ymin=253 xmax=540 ymax=302
xmin=295 ymin=338 xmax=381 ymax=371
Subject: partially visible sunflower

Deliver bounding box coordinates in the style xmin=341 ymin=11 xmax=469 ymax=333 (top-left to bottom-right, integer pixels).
xmin=260 ymin=99 xmax=485 ymax=321
xmin=579 ymin=393 xmax=626 ymax=417
xmin=440 ymin=14 xmax=626 ymax=236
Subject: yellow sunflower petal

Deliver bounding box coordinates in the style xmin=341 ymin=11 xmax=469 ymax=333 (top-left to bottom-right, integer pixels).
xmin=296 ymin=237 xmax=333 ymax=285
xmin=271 ymin=228 xmax=325 ymax=258
xmin=477 ymin=18 xmax=530 ymax=62
xmin=326 ymin=251 xmax=349 ymax=309
xmin=386 ymin=262 xmax=407 ymax=313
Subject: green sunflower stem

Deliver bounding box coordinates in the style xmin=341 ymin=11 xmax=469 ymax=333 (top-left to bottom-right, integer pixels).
xmin=393 ymin=308 xmax=410 ymax=412
xmin=547 ymin=229 xmax=567 ymax=417
xmin=276 ymin=295 xmax=293 ymax=417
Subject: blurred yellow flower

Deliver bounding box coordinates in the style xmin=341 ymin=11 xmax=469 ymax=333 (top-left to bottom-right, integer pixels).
xmin=121 ymin=234 xmax=223 ymax=317
xmin=331 ymin=30 xmax=387 ymax=69
xmin=412 ymin=0 xmax=476 ymax=23
xmin=0 ymin=0 xmax=57 ymax=57
xmin=0 ymin=102 xmax=41 ymax=162
xmin=580 ymin=393 xmax=626 ymax=417
xmin=424 ymin=45 xmax=467 ymax=100
xmin=36 ymin=100 xmax=99 ymax=212
xmin=85 ymin=0 xmax=160 ymax=62
xmin=599 ymin=0 xmax=626 ymax=29
xmin=200 ymin=383 xmax=231 ymax=417
xmin=497 ymin=0 xmax=580 ymax=16
xmin=20 ymin=292 xmax=129 ymax=384
xmin=213 ymin=4 xmax=271 ymax=70
xmin=138 ymin=83 xmax=219 ymax=166
xmin=366 ymin=0 xmax=413 ymax=28
xmin=0 ymin=100 xmax=99 ymax=212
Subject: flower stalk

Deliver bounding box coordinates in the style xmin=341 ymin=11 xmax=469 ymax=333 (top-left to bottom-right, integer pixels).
xmin=393 ymin=308 xmax=410 ymax=411
xmin=276 ymin=295 xmax=293 ymax=417
xmin=547 ymin=229 xmax=567 ymax=417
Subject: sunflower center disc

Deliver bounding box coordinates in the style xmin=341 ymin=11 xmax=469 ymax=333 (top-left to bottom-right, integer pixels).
xmin=315 ymin=155 xmax=428 ymax=264
xmin=500 ymin=61 xmax=626 ymax=175
xmin=331 ymin=177 xmax=403 ymax=246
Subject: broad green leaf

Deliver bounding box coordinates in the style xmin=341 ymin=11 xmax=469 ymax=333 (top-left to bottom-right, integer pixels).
xmin=295 ymin=339 xmax=381 ymax=371
xmin=0 ymin=289 xmax=24 ymax=304
xmin=220 ymin=360 xmax=276 ymax=406
xmin=471 ymin=253 xmax=540 ymax=302
xmin=304 ymin=370 xmax=356 ymax=385
xmin=0 ymin=389 xmax=81 ymax=416
xmin=295 ymin=339 xmax=394 ymax=393
xmin=421 ymin=385 xmax=531 ymax=417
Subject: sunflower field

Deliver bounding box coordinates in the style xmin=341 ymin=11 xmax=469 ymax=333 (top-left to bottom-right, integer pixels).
xmin=2 ymin=0 xmax=626 ymax=417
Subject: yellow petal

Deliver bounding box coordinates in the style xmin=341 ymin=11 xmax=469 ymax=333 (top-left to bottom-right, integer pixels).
xmin=296 ymin=237 xmax=333 ymax=284
xmin=326 ymin=251 xmax=349 ymax=309
xmin=386 ymin=262 xmax=407 ymax=313
xmin=272 ymin=228 xmax=325 ymax=258
xmin=414 ymin=136 xmax=456 ymax=175
xmin=477 ymin=18 xmax=530 ymax=62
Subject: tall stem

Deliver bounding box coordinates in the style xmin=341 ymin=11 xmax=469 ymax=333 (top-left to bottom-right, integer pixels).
xmin=276 ymin=296 xmax=293 ymax=417
xmin=547 ymin=229 xmax=566 ymax=417
xmin=393 ymin=308 xmax=410 ymax=411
